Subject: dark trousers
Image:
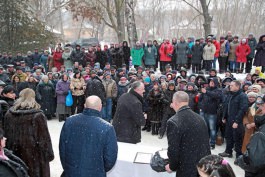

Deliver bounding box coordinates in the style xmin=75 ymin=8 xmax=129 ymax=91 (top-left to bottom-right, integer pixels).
xmin=225 ymin=123 xmax=244 ymax=157
xmin=187 ymin=57 xmax=192 ymax=69
xmin=204 ymin=60 xmax=213 ymax=71
xmin=71 ymin=95 xmax=85 ymax=115
xmin=218 ymin=56 xmax=227 ymax=73
xmin=246 ymin=57 xmax=253 ymax=73
xmin=159 ymin=113 xmax=173 ymax=137
xmin=192 ymin=64 xmax=201 ymax=74
xmin=160 ymin=61 xmax=171 ymax=72
xmin=237 ymin=62 xmax=245 ymax=72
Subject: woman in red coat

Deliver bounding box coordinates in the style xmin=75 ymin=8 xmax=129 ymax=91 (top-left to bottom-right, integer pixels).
xmin=159 ymin=40 xmax=174 ymax=71
xmin=53 ymin=48 xmax=63 ymax=71
xmin=236 ymin=38 xmax=250 ymax=73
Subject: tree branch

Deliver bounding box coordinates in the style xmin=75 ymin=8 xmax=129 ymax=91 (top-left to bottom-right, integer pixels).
xmin=178 ymin=14 xmax=201 ymax=27
xmin=44 ymin=0 xmax=70 ymax=21
xmin=182 ymin=0 xmax=203 ymax=15
xmin=207 ymin=0 xmax=211 ymax=7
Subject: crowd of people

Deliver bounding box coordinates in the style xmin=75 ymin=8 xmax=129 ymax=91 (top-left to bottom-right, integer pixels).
xmin=0 ymin=31 xmax=264 ymax=177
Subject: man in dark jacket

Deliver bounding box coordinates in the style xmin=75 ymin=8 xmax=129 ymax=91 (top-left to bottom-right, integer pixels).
xmin=191 ymin=39 xmax=203 ymax=73
xmin=165 ymin=91 xmax=211 ymax=177
xmin=246 ymin=33 xmax=257 ymax=73
xmin=59 ymin=96 xmax=118 ymax=177
xmin=112 ymin=81 xmax=145 ymax=144
xmin=70 ymin=45 xmax=85 ymax=67
xmin=0 ymin=65 xmax=11 ymax=85
xmin=85 ymin=71 xmax=106 ymax=106
xmin=219 ymin=80 xmax=248 ymax=162
xmin=199 ymin=77 xmax=222 ymax=149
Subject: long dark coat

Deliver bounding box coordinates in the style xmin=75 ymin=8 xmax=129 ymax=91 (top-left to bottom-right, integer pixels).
xmin=147 ymin=88 xmax=164 ymax=123
xmin=36 ymin=81 xmax=56 ymax=115
xmin=254 ymin=35 xmax=265 ymax=66
xmin=191 ymin=44 xmax=203 ymax=64
xmin=4 ymin=108 xmax=54 ymax=177
xmin=112 ymin=89 xmax=145 ymax=144
xmin=111 ymin=48 xmax=123 ymax=68
xmin=122 ymin=43 xmax=131 ymax=66
xmin=167 ymin=106 xmax=211 ymax=177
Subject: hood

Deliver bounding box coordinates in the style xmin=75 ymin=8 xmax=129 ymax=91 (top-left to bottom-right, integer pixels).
xmin=254 ymin=114 xmax=265 ymax=128
xmin=118 ymin=80 xmax=130 ymax=87
xmin=259 ymin=34 xmax=265 ymax=43
xmin=208 ymin=77 xmax=219 ymax=88
xmin=9 ymin=106 xmax=42 ymax=115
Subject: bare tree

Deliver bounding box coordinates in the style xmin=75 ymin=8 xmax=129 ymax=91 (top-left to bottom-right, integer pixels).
xmin=125 ymin=0 xmax=138 ymax=47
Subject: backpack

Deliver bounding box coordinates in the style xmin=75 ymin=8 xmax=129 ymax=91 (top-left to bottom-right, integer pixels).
xmin=245 ymin=131 xmax=265 ymax=168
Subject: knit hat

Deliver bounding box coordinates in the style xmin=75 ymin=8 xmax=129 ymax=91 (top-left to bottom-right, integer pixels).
xmin=144 ymin=77 xmax=151 ymax=83
xmin=168 ymin=80 xmax=175 ymax=86
xmin=247 ymin=92 xmax=258 ymax=98
xmin=252 ymin=84 xmax=261 ymax=92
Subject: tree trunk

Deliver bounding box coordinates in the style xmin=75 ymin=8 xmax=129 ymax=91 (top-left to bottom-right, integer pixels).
xmin=115 ymin=0 xmax=125 ymax=43
xmin=199 ymin=0 xmax=212 ymax=37
xmin=125 ymin=0 xmax=138 ymax=47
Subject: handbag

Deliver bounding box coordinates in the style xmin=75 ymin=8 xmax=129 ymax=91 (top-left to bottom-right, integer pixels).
xmin=65 ymin=90 xmax=73 ymax=107
xmin=150 ymin=151 xmax=169 ymax=172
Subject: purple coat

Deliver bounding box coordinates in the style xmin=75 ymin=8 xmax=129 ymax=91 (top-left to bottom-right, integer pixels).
xmin=56 ymin=80 xmax=70 ymax=104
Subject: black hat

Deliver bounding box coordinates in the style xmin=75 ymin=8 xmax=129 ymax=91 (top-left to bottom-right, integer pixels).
xmin=195 ymin=39 xmax=200 ymax=42
xmin=168 ymin=80 xmax=175 ymax=86
xmin=76 ymin=44 xmax=81 ymax=48
xmin=165 ymin=64 xmax=171 ymax=68
xmin=90 ymin=70 xmax=97 ymax=75
xmin=1 ymin=85 xmax=15 ymax=95
xmin=256 ymin=78 xmax=265 ymax=84
xmin=171 ymin=70 xmax=177 ymax=74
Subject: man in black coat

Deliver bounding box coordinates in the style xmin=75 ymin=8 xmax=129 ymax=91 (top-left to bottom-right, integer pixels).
xmin=112 ymin=81 xmax=145 ymax=144
xmin=199 ymin=77 xmax=222 ymax=149
xmin=219 ymin=80 xmax=248 ymax=162
xmin=165 ymin=91 xmax=211 ymax=177
xmin=85 ymin=71 xmax=106 ymax=107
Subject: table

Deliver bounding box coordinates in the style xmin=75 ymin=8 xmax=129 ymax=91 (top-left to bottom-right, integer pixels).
xmin=107 ymin=142 xmax=176 ymax=177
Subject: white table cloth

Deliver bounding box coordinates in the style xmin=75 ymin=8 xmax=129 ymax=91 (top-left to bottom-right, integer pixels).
xmin=107 ymin=142 xmax=176 ymax=177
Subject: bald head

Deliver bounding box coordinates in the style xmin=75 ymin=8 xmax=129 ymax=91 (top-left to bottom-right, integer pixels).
xmin=85 ymin=96 xmax=102 ymax=111
xmin=171 ymin=91 xmax=189 ymax=111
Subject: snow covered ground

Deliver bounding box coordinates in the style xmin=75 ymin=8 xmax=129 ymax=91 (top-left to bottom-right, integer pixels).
xmin=47 ymin=119 xmax=245 ymax=177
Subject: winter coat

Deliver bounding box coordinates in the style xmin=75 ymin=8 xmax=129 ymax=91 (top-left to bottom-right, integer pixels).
xmin=219 ymin=40 xmax=230 ymax=57
xmin=242 ymin=106 xmax=257 ymax=153
xmin=102 ymin=79 xmax=117 ymax=99
xmin=143 ymin=83 xmax=153 ymax=113
xmin=213 ymin=40 xmax=220 ymax=58
xmin=70 ymin=78 xmax=85 ymax=96
xmin=40 ymin=54 xmax=48 ymax=66
xmin=36 ymin=81 xmax=56 ymax=115
xmin=32 ymin=52 xmax=41 ymax=64
xmin=176 ymin=41 xmax=189 ymax=64
xmin=144 ymin=45 xmax=157 ymax=66
xmin=0 ymin=148 xmax=29 ymax=177
xmin=56 ymin=80 xmax=70 ymax=104
xmin=95 ymin=50 xmax=108 ymax=69
xmin=159 ymin=43 xmax=174 ymax=62
xmin=25 ymin=82 xmax=37 ymax=92
xmin=122 ymin=45 xmax=131 ymax=65
xmin=0 ymin=56 xmax=7 ymax=66
xmin=85 ymin=76 xmax=106 ymax=106
xmin=47 ymin=55 xmax=54 ymax=71
xmin=84 ymin=52 xmax=96 ymax=68
xmin=203 ymin=44 xmax=216 ymax=60
xmin=131 ymin=47 xmax=144 ymax=66
xmin=254 ymin=35 xmax=265 ymax=67
xmin=224 ymin=89 xmax=248 ymax=124
xmin=147 ymin=88 xmax=164 ymax=123
xmin=236 ymin=42 xmax=251 ymax=63
xmin=167 ymin=106 xmax=211 ymax=177
xmin=111 ymin=48 xmax=124 ymax=68
xmin=24 ymin=55 xmax=34 ymax=68
xmin=0 ymin=73 xmax=11 ymax=85
xmin=62 ymin=47 xmax=73 ymax=69
xmin=4 ymin=107 xmax=54 ymax=177
xmin=117 ymin=81 xmax=129 ymax=99
xmin=191 ymin=44 xmax=203 ymax=64
xmin=199 ymin=78 xmax=222 ymax=114
xmin=112 ymin=89 xmax=145 ymax=144
xmin=248 ymin=37 xmax=257 ymax=58
xmin=59 ymin=108 xmax=117 ymax=177
xmin=53 ymin=51 xmax=63 ymax=71
xmin=229 ymin=41 xmax=240 ymax=61
xmin=162 ymin=89 xmax=176 ymax=116
xmin=185 ymin=89 xmax=199 ymax=112
xmin=70 ymin=49 xmax=85 ymax=66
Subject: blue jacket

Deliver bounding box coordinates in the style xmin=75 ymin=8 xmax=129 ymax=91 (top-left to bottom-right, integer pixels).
xmin=59 ymin=108 xmax=118 ymax=177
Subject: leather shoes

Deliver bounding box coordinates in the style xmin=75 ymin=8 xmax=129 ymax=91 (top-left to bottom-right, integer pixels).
xmin=219 ymin=152 xmax=233 ymax=158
